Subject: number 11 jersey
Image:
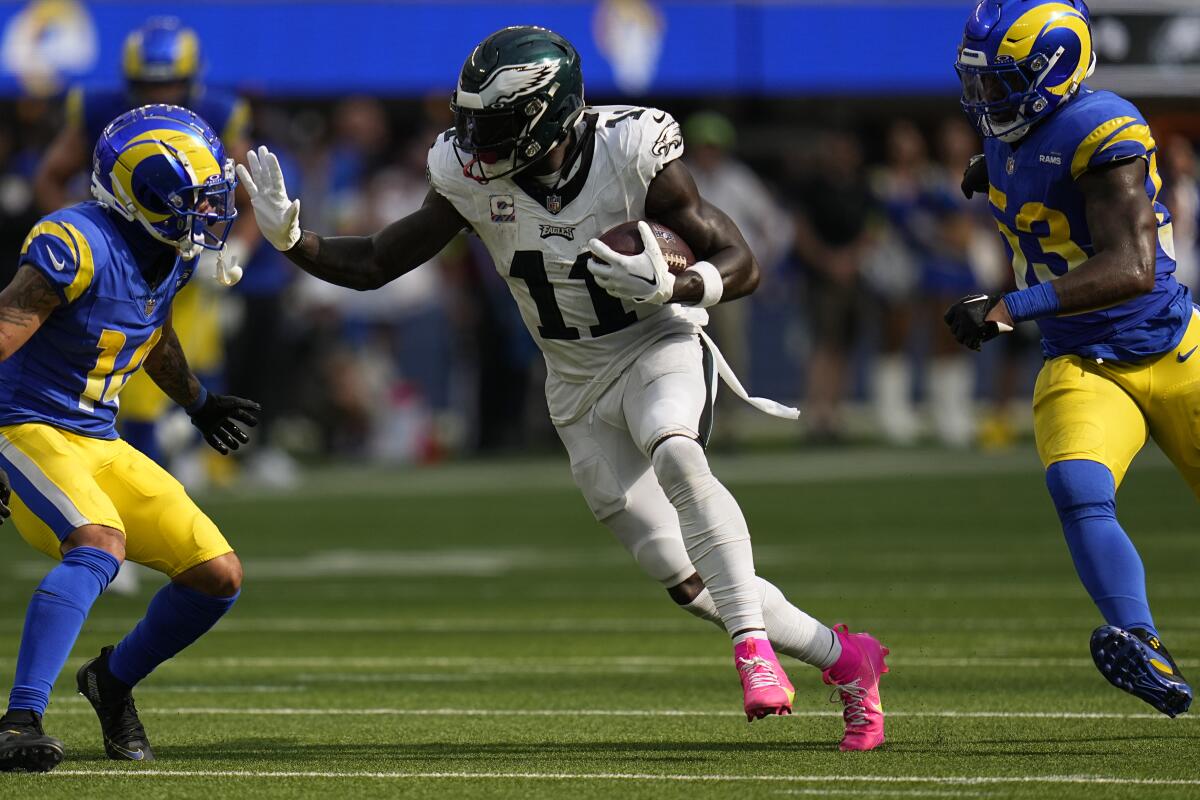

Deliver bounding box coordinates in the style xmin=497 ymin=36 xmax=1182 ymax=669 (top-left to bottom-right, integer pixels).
xmin=427 ymin=106 xmax=707 ymax=426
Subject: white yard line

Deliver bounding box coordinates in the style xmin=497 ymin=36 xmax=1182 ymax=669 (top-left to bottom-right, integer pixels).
xmin=39 ymin=770 xmax=1200 ymax=786
xmin=41 ymin=706 xmax=1199 ymax=720
xmin=3 ymin=615 xmax=1198 ymax=635
xmin=6 ymin=654 xmax=1188 ymax=669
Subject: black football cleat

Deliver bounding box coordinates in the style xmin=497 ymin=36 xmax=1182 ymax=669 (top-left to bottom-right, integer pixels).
xmin=76 ymin=645 xmax=155 ymax=761
xmin=0 ymin=709 xmax=65 ymax=772
xmin=1090 ymin=625 xmax=1193 ymax=718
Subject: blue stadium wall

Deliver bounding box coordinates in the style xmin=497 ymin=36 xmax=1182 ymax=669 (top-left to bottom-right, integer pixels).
xmin=0 ymin=0 xmax=969 ymax=97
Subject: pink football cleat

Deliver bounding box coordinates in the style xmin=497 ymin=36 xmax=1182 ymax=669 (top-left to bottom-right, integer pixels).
xmin=822 ymin=623 xmax=889 ymax=751
xmin=735 ymin=637 xmax=795 ymax=721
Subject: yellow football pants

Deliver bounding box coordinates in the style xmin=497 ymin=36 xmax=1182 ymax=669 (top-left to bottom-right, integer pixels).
xmin=0 ymin=422 xmax=232 ymax=576
xmin=1033 ymin=308 xmax=1200 ymax=494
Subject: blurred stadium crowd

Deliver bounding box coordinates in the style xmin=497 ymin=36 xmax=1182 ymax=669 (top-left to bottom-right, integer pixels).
xmin=2 ymin=14 xmax=1200 ymax=488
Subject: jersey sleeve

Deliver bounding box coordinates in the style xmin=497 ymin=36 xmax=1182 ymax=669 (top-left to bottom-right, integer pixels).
xmin=633 ymin=108 xmax=684 ymax=186
xmin=426 ymin=130 xmax=467 ymax=204
xmin=1068 ymin=96 xmax=1156 ymax=181
xmin=17 ymin=217 xmax=98 ymax=305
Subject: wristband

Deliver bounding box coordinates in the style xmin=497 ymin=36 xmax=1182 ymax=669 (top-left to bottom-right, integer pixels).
xmin=685 ymin=261 xmax=724 ymax=308
xmin=185 ymin=385 xmax=209 ymax=415
xmin=1003 ymin=282 xmax=1060 ymax=323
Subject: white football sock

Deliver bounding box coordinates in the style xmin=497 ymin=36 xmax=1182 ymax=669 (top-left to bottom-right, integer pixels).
xmin=681 ymin=584 xmax=841 ymax=669
xmin=652 ymin=437 xmax=764 ymax=637
xmin=760 ymin=579 xmax=841 ymax=669
xmin=929 ymin=356 xmax=976 ymax=448
xmin=874 ymin=355 xmax=920 ymax=445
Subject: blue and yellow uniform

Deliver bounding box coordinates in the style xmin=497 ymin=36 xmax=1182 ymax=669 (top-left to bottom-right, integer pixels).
xmin=65 ymin=86 xmax=249 ymax=426
xmin=984 ymin=87 xmax=1200 ymax=490
xmin=0 ymin=202 xmax=232 ymax=576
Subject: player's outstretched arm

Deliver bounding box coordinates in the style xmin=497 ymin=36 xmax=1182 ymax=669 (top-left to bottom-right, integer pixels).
xmin=144 ymin=311 xmax=261 ymax=454
xmin=238 ymin=146 xmax=466 ymax=291
xmin=645 ymin=159 xmax=760 ymax=304
xmin=0 ymin=266 xmax=61 ymax=361
xmin=287 ymin=189 xmax=467 ymax=291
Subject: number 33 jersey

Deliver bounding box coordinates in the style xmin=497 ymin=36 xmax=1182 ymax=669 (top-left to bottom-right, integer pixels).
xmin=427 ymin=106 xmax=706 ymax=425
xmin=0 ymin=202 xmax=192 ymax=438
xmin=985 ymin=87 xmax=1190 ymax=362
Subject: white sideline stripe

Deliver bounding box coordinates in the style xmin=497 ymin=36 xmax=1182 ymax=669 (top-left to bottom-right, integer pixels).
xmin=42 ymin=770 xmax=1200 ymax=786
xmin=43 ymin=706 xmax=1199 ymax=720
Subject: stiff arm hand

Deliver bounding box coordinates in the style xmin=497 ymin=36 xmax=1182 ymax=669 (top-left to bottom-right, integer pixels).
xmin=236 ymin=146 xmax=301 ymax=251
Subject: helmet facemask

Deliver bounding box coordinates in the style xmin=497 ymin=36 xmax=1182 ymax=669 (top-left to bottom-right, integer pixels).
xmin=958 ymin=48 xmax=1071 ymax=142
xmin=452 ymin=93 xmax=557 ymax=183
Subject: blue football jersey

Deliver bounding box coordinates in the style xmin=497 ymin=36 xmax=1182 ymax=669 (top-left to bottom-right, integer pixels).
xmin=985 ymin=86 xmax=1190 ymax=362
xmin=67 ymin=85 xmax=249 ymax=153
xmin=0 ymin=202 xmax=194 ymax=438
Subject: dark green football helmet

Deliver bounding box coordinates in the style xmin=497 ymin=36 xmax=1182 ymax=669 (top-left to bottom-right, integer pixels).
xmin=451 ymin=26 xmax=585 ymax=183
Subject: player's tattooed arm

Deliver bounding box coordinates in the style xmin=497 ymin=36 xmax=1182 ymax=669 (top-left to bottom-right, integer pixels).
xmin=143 ymin=310 xmax=202 ymax=408
xmin=286 ymin=189 xmax=467 ymax=291
xmin=644 ymin=159 xmax=760 ymax=304
xmin=0 ymin=265 xmax=61 ymax=361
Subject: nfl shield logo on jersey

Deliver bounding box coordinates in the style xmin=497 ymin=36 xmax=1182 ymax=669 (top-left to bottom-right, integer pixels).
xmin=546 ymin=194 xmax=562 ymax=214
xmin=144 ymin=297 xmax=157 ymax=316
xmin=1006 ymin=156 xmax=1016 ymax=175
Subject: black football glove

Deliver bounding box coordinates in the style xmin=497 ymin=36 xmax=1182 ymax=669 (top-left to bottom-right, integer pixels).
xmin=188 ymin=393 xmax=261 ymax=455
xmin=944 ymin=293 xmax=1007 ymax=351
xmin=961 ymin=154 xmax=988 ymax=199
xmin=0 ymin=466 xmax=10 ymax=525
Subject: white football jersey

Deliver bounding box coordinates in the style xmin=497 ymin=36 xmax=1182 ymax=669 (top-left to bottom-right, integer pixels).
xmin=427 ymin=106 xmax=707 ymax=425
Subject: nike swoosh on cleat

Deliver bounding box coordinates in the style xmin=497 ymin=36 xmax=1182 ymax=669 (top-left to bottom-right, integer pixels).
xmin=1177 ymin=345 xmax=1197 ymax=362
xmin=107 ymin=740 xmax=145 ymax=760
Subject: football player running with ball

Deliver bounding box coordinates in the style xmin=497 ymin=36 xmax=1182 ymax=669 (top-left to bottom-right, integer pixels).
xmin=240 ymin=26 xmax=888 ymax=750
xmin=0 ymin=106 xmax=259 ymax=772
xmin=947 ymin=0 xmax=1193 ymax=715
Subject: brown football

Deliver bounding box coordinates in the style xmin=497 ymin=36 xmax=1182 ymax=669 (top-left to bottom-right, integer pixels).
xmin=596 ymin=220 xmax=695 ymax=274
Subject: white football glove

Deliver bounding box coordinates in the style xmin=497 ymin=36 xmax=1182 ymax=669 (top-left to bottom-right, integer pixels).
xmin=587 ymin=221 xmax=675 ymax=305
xmin=235 ymin=146 xmax=301 ymax=252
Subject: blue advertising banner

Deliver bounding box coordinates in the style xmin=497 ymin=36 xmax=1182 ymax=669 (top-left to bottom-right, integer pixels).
xmin=0 ymin=0 xmax=978 ymax=98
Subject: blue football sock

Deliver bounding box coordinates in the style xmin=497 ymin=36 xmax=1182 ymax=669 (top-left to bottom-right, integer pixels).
xmin=1046 ymin=459 xmax=1157 ymax=636
xmin=122 ymin=420 xmax=164 ymax=466
xmin=108 ymin=583 xmax=239 ymax=687
xmin=8 ymin=547 xmax=120 ymax=715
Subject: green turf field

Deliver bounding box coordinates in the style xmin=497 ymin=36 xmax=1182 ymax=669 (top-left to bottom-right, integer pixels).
xmin=1 ymin=445 xmax=1197 ymax=799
